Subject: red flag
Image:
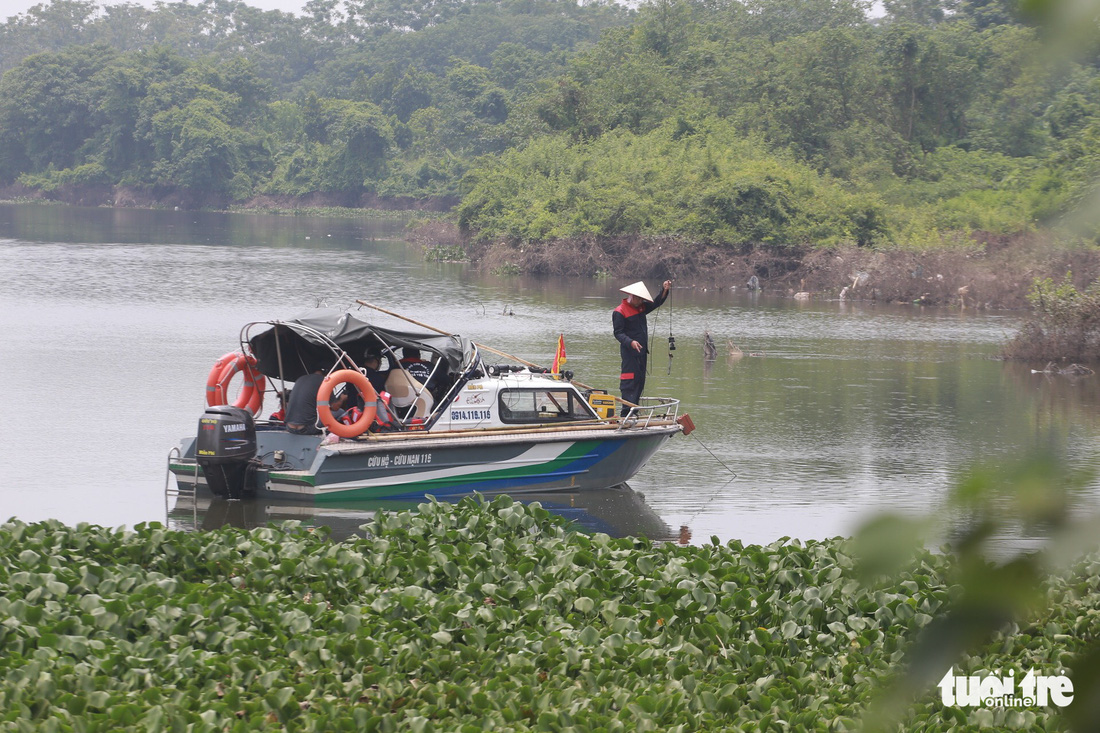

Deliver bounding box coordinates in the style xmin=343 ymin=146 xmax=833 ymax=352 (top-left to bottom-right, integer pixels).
xmin=552 ymin=333 xmax=566 ymax=375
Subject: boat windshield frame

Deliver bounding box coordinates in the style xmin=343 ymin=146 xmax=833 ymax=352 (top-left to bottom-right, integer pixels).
xmin=237 ymin=316 xmax=480 ymax=430
xmin=239 ymin=320 xmax=359 ymax=382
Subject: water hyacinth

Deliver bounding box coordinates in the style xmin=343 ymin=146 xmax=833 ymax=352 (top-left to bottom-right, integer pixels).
xmin=0 ymin=495 xmax=1095 ymax=731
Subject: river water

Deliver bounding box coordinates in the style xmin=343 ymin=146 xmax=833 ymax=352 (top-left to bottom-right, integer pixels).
xmin=2 ymin=202 xmax=1098 ymax=546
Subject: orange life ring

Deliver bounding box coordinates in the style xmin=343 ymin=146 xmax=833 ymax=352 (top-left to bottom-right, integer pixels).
xmin=206 ymin=352 xmax=266 ymax=416
xmin=318 ymin=370 xmax=378 ymax=438
xmin=206 ymin=352 xmax=239 ymax=406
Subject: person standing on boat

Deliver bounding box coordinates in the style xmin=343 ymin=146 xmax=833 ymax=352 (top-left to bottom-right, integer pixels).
xmin=613 ymin=279 xmax=671 ymax=416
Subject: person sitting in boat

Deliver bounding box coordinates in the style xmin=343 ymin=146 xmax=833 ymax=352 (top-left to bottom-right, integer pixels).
xmin=285 ymin=369 xmax=347 ymax=435
xmin=365 ymin=347 xmax=431 ymax=421
xmin=399 ymin=348 xmax=432 ymax=385
xmin=339 ymin=381 xmax=384 ymax=429
xmin=613 ymin=279 xmax=671 ymax=417
xmin=335 ymin=380 xmax=365 ymax=413
xmin=363 ymin=349 xmax=391 ymax=394
xmin=359 ymin=349 xmax=402 ymax=431
xmin=269 ymin=390 xmax=289 ymax=422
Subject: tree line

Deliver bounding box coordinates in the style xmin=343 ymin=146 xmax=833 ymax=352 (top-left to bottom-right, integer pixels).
xmin=1 ymin=0 xmax=1098 ymax=248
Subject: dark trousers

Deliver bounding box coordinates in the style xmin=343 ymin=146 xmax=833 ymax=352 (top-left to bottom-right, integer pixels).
xmin=619 ymin=349 xmax=647 ymax=416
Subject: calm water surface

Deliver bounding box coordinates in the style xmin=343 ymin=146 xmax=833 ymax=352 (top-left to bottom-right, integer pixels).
xmin=2 ymin=202 xmax=1098 ymax=545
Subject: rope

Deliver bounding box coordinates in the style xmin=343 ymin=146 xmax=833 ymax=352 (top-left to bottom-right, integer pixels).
xmin=683 ymin=432 xmax=739 ymax=527
xmin=692 ymin=432 xmax=737 ymax=476
xmin=667 ymin=287 xmax=675 ymax=375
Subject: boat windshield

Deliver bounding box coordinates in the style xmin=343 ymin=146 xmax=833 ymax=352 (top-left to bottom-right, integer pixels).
xmin=498 ymin=388 xmax=598 ymax=424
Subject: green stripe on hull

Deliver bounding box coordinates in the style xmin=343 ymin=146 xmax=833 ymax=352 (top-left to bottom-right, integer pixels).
xmin=268 ymin=471 xmax=317 ymax=487
xmin=173 ymin=429 xmax=674 ymax=503
xmin=286 ymin=440 xmax=601 ymax=501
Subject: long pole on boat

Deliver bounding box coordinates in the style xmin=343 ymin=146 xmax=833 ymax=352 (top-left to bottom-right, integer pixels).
xmin=355 ymin=300 xmax=640 ymax=408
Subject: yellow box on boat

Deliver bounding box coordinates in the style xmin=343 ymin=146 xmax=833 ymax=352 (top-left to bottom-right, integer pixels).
xmin=588 ymin=391 xmax=616 ymax=419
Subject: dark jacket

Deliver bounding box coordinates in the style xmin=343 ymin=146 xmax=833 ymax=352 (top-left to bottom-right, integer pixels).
xmin=612 ymin=289 xmax=669 ymax=354
xmin=285 ymin=371 xmax=325 ymax=432
xmin=400 ymin=358 xmax=432 ymax=385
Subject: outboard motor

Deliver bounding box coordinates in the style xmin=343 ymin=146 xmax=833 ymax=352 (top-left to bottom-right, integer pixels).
xmin=195 ymin=406 xmax=258 ymax=499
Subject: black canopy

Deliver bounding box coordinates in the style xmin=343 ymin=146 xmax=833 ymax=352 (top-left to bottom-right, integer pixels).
xmin=247 ymin=309 xmax=474 ymax=382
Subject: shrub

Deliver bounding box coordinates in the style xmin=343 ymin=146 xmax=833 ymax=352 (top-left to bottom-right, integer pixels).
xmin=1003 ymin=272 xmax=1100 ymax=361
xmin=456 ymin=120 xmax=896 ymax=247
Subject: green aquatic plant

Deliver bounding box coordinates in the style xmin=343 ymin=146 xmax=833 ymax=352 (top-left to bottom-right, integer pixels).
xmin=490 ymin=262 xmax=523 ymax=276
xmin=0 ymin=493 xmax=1095 ymax=730
xmin=423 ymin=244 xmax=468 ymax=262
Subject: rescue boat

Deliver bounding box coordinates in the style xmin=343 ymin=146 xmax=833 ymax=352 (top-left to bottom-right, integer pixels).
xmin=168 ymin=305 xmax=689 ymax=502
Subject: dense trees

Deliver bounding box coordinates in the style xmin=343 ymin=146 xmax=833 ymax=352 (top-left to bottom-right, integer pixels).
xmin=456 ymin=120 xmax=890 ymax=246
xmin=1 ymin=0 xmax=1098 ymax=246
xmin=0 ymin=0 xmax=622 ymax=203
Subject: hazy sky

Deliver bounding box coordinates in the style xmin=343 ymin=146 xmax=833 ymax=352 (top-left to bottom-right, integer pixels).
xmin=2 ymin=0 xmax=887 ymax=26
xmin=1 ymin=0 xmax=309 ymax=23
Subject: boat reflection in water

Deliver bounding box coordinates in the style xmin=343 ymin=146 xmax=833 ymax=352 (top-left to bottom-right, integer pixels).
xmin=167 ymin=484 xmax=681 ymax=543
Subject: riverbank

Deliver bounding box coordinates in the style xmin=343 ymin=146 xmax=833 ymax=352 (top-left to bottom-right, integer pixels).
xmin=1 ymin=496 xmax=1092 ymax=730
xmin=5 ymin=191 xmax=1097 ymax=311
xmin=0 ymin=182 xmax=458 ymax=214
xmin=443 ymin=228 xmax=1100 ymax=311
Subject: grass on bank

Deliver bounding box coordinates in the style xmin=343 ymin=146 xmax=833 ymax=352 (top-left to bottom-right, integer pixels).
xmin=2 ymin=470 xmax=1099 ymax=732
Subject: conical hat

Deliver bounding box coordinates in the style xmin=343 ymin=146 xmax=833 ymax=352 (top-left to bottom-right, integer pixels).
xmin=620 ymin=281 xmax=654 ymax=302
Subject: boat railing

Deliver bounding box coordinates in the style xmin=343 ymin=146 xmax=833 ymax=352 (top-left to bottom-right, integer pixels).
xmin=620 ymin=397 xmax=680 ymax=429
xmin=164 ymin=446 xmax=199 ymax=531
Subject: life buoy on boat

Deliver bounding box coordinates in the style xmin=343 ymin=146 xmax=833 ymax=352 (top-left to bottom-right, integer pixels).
xmin=205 ymin=353 xmax=238 ymax=405
xmin=206 ymin=352 xmax=266 ymax=416
xmin=318 ymin=370 xmax=377 ymax=438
